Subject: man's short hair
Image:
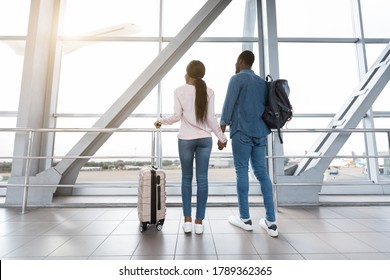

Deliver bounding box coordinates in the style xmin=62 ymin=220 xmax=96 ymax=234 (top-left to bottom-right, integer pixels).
xmin=238 ymin=50 xmax=255 ymax=66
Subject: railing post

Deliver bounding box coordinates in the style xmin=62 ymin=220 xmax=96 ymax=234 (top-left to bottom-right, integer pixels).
xmin=151 ymin=130 xmax=156 ymax=166
xmin=151 ymin=129 xmax=163 ymax=168
xmin=21 ymin=130 xmax=34 ymax=214
xmin=156 ymin=129 xmax=162 ymax=168
xmin=269 ymin=131 xmax=279 ymax=212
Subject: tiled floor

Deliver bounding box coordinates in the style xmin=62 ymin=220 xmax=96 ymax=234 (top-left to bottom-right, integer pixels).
xmin=1 ymin=204 xmax=390 ymax=260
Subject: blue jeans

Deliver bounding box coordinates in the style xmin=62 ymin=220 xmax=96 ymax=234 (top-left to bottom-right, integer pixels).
xmin=178 ymin=137 xmax=212 ymax=221
xmin=231 ymin=132 xmax=276 ymax=222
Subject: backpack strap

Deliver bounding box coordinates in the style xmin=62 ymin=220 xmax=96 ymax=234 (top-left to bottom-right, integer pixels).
xmin=266 ymin=76 xmax=284 ymax=144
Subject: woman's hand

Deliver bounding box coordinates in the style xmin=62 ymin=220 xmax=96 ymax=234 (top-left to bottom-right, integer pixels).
xmin=154 ymin=120 xmax=162 ymax=128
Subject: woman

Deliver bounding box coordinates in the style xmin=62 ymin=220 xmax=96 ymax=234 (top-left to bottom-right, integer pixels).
xmin=155 ymin=60 xmax=227 ymax=234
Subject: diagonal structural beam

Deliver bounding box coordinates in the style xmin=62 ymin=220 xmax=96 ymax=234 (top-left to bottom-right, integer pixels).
xmin=295 ymin=42 xmax=390 ymax=176
xmin=42 ymin=0 xmax=232 ymax=184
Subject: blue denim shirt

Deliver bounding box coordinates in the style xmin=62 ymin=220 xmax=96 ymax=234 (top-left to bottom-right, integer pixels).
xmin=220 ymin=69 xmax=271 ymax=138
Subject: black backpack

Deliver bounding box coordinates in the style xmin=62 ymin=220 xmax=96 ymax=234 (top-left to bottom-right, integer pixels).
xmin=262 ymin=75 xmax=293 ymax=144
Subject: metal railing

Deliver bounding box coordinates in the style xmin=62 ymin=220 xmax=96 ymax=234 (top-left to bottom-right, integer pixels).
xmin=1 ymin=127 xmax=390 ymax=213
xmin=0 ymin=127 xmax=177 ymax=213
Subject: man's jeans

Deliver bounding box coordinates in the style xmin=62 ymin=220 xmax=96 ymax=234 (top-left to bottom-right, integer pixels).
xmin=178 ymin=137 xmax=212 ymax=221
xmin=231 ymin=132 xmax=276 ymax=222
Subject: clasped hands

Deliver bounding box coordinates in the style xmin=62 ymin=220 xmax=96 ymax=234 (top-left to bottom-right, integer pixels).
xmin=218 ymin=124 xmax=227 ymax=150
xmin=217 ymin=140 xmax=227 ymax=150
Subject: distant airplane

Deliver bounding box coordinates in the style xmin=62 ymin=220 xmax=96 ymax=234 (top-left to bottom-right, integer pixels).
xmin=3 ymin=22 xmax=142 ymax=56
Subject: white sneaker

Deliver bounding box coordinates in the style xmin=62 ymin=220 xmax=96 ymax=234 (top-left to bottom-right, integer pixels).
xmin=259 ymin=218 xmax=278 ymax=237
xmin=182 ymin=222 xmax=192 ymax=233
xmin=194 ymin=223 xmax=204 ymax=235
xmin=228 ymin=216 xmax=253 ymax=231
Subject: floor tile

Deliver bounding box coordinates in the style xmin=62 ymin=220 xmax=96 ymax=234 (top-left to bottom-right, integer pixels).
xmin=46 ymin=256 xmax=89 ymax=260
xmin=0 ymin=235 xmax=36 ymax=257
xmin=300 ymin=207 xmax=345 ymax=219
xmin=248 ymin=234 xmax=299 ymax=255
xmin=0 ymin=205 xmax=389 ymax=260
xmin=175 ymin=233 xmax=216 ymax=256
xmin=324 ymin=218 xmax=373 ymax=232
xmin=295 ymin=219 xmax=343 ymax=233
xmin=349 ymin=232 xmax=390 ymax=252
xmin=111 ymin=220 xmax=143 ymax=235
xmin=343 ymin=253 xmax=390 ymax=260
xmin=5 ymin=236 xmax=70 ymax=258
xmin=350 ymin=206 xmax=390 ymax=218
xmin=217 ymin=254 xmax=261 ymax=260
xmin=131 ymin=255 xmax=174 ymax=260
xmin=9 ymin=208 xmax=76 ymax=222
xmin=48 ymin=235 xmax=107 ymax=257
xmin=67 ymin=209 xmax=108 ymax=221
xmin=315 ymin=232 xmax=377 ymax=253
xmin=301 ymin=253 xmax=348 ymax=260
xmin=273 ymin=219 xmax=308 ymax=233
xmin=175 ymin=255 xmax=217 ymax=260
xmin=43 ymin=221 xmax=91 ymax=236
xmin=0 ymin=221 xmax=31 ymax=235
xmin=276 ymin=207 xmax=317 ymax=219
xmin=88 ymin=256 xmax=130 ymax=260
xmin=96 ymin=209 xmax=133 ymax=221
xmin=260 ymin=254 xmax=304 ymax=260
xmin=133 ymin=234 xmax=178 ymax=256
xmin=0 ymin=208 xmax=23 ymax=222
xmin=282 ymin=233 xmax=339 ymax=254
xmin=91 ymin=235 xmax=141 ymax=256
xmin=79 ymin=221 xmax=121 ymax=235
xmin=327 ymin=207 xmax=374 ymax=219
xmin=213 ymin=233 xmax=257 ymax=255
xmin=353 ymin=218 xmax=390 ymax=232
xmin=10 ymin=222 xmax=60 ymax=236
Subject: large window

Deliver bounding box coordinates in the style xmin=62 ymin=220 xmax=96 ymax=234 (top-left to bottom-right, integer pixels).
xmin=0 ymin=0 xmax=29 ymax=111
xmin=57 ymin=42 xmax=160 ymax=114
xmin=1 ymin=0 xmax=389 ymax=191
xmin=276 ymin=0 xmax=354 ymax=37
xmin=360 ymin=0 xmax=390 ymax=38
xmin=0 ymin=0 xmax=30 ymax=160
xmin=62 ymin=0 xmax=160 ymax=37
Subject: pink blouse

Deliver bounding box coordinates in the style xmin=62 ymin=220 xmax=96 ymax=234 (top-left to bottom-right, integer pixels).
xmin=159 ymin=84 xmax=227 ymax=143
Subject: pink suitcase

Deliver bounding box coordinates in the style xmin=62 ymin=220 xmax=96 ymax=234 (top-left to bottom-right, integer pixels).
xmin=138 ymin=166 xmax=166 ymax=232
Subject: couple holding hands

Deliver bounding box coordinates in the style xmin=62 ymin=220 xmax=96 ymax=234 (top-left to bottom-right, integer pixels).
xmin=154 ymin=50 xmax=278 ymax=237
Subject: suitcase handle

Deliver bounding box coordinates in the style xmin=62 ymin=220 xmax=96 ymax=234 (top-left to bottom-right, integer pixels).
xmin=157 ymin=175 xmax=161 ymax=210
xmin=150 ymin=169 xmax=157 ymax=224
xmin=157 ymin=186 xmax=161 ymax=210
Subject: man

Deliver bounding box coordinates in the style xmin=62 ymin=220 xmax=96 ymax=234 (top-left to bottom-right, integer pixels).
xmin=218 ymin=50 xmax=278 ymax=237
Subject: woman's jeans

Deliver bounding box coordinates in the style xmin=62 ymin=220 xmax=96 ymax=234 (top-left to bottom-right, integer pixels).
xmin=231 ymin=132 xmax=276 ymax=222
xmin=178 ymin=137 xmax=212 ymax=221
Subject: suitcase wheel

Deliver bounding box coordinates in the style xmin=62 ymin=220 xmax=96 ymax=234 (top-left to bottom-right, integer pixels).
xmin=139 ymin=222 xmax=148 ymax=232
xmin=156 ymin=222 xmax=163 ymax=231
